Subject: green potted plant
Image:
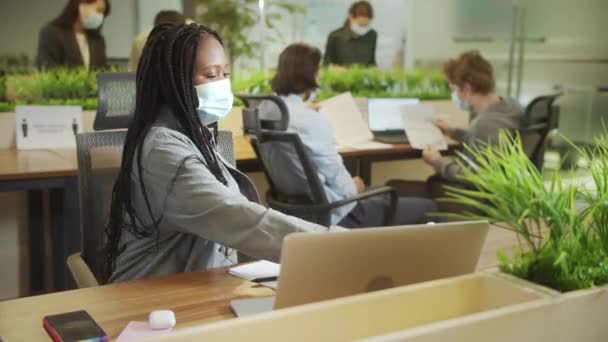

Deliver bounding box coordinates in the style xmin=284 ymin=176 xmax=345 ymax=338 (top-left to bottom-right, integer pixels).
xmin=441 ymin=132 xmax=608 ymax=292
xmin=0 ymin=53 xmax=31 ymax=113
xmin=9 ymin=68 xmax=98 ymax=110
xmin=232 ymin=66 xmax=451 ymax=101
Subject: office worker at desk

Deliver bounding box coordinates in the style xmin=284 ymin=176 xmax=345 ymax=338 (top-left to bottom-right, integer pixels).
xmin=260 ymin=43 xmax=437 ymax=228
xmin=105 ymin=25 xmax=332 ymax=283
xmin=422 ymin=50 xmax=524 ymax=181
xmin=37 ymin=0 xmax=111 ymax=70
xmin=323 ymin=1 xmax=377 ymax=66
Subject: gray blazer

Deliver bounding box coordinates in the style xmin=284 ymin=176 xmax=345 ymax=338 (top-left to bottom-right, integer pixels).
xmin=36 ymin=23 xmax=107 ymax=69
xmin=110 ymin=113 xmax=329 ymax=283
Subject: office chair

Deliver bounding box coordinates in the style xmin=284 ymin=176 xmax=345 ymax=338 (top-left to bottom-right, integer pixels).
xmin=68 ymin=73 xmax=238 ymax=288
xmin=236 ymin=94 xmax=397 ymax=227
xmin=520 ymin=93 xmax=561 ymax=170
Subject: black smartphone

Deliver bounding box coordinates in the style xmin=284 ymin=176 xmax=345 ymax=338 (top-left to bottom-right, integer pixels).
xmin=43 ymin=310 xmax=108 ymax=342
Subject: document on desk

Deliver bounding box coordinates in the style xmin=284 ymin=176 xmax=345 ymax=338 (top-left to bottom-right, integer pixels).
xmin=320 ymin=92 xmax=389 ymax=149
xmin=401 ymin=104 xmax=447 ymax=151
xmin=228 ymin=260 xmax=280 ymax=281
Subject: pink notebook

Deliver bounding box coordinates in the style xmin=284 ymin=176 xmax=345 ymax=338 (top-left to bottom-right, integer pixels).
xmin=116 ymin=321 xmax=172 ymax=341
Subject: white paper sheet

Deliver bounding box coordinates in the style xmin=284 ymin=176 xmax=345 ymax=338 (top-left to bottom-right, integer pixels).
xmin=320 ymin=92 xmax=374 ymax=146
xmin=368 ymin=98 xmax=420 ymax=131
xmin=401 ymin=104 xmax=448 ymax=151
xmin=228 ymin=260 xmax=280 ymax=281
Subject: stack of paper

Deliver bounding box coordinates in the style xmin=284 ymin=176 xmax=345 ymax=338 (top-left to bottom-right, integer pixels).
xmin=228 ymin=260 xmax=280 ymax=281
xmin=400 ymin=104 xmax=447 ymax=151
xmin=320 ymin=92 xmax=391 ymax=150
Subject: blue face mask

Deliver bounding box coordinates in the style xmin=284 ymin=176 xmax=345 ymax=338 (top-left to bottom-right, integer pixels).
xmin=81 ymin=10 xmax=104 ymax=30
xmin=195 ymin=79 xmax=234 ymax=125
xmin=451 ymin=91 xmax=471 ymax=112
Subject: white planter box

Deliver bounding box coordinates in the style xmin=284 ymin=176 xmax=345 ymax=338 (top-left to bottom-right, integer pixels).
xmin=367 ymin=284 xmax=608 ymax=342
xmin=151 ymin=272 xmax=554 ymax=342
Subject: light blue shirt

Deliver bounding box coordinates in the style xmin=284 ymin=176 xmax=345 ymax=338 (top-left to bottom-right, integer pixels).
xmin=260 ymin=94 xmax=357 ymax=224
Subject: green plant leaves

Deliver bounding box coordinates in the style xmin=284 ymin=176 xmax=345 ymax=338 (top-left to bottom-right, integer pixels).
xmin=232 ymin=66 xmax=451 ymax=101
xmin=443 ymin=131 xmax=608 ymax=291
xmin=4 ymin=67 xmax=100 ymax=112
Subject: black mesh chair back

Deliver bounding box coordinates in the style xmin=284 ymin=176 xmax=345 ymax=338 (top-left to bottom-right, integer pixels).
xmin=94 ymin=72 xmax=136 ymax=130
xmin=238 ymin=94 xmax=290 ymax=134
xmin=237 ymin=94 xmax=396 ymax=226
xmin=76 ymin=131 xmax=126 ymax=282
xmin=238 ymin=94 xmax=330 ymax=223
xmin=521 ymin=93 xmax=561 ymax=170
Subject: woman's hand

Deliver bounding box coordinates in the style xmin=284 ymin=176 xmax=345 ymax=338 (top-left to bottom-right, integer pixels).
xmin=353 ymin=176 xmax=366 ymax=193
xmin=305 ymin=100 xmax=321 ymax=112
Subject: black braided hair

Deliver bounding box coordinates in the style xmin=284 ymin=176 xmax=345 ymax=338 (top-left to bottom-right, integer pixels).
xmin=103 ymin=23 xmax=228 ymax=282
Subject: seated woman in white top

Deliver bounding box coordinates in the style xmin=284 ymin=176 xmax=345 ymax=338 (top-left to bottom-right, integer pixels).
xmin=262 ymin=43 xmax=437 ymax=228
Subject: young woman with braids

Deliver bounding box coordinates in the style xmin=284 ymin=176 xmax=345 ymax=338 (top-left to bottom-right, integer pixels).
xmin=105 ymin=24 xmax=332 ymax=283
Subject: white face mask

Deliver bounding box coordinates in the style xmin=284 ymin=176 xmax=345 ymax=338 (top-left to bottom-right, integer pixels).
xmin=350 ymin=22 xmax=371 ymax=36
xmin=451 ymin=91 xmax=471 ymax=112
xmin=195 ymin=79 xmax=234 ymax=125
xmin=81 ymin=9 xmax=104 ymax=30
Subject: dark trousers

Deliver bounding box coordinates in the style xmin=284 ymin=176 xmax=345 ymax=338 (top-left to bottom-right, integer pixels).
xmin=338 ymin=195 xmax=438 ymax=229
xmin=386 ymin=175 xmax=475 ymax=216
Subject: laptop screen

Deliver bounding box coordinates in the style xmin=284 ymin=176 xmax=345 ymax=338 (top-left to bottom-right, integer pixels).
xmin=368 ymin=98 xmax=420 ymax=132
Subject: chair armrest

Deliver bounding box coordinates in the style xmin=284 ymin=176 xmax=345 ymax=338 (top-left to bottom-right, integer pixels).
xmin=67 ymin=253 xmax=100 ymax=288
xmin=268 ymin=187 xmax=398 ymax=226
xmin=325 ymin=186 xmax=395 ymax=210
xmin=325 ymin=186 xmax=398 ymax=226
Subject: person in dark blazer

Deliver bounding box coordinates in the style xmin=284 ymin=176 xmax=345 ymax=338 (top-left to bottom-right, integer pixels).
xmin=36 ymin=0 xmax=111 ymax=70
xmin=323 ymin=1 xmax=377 ymax=67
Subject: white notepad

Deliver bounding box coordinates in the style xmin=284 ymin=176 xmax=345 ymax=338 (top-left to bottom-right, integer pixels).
xmin=228 ymin=260 xmax=280 ymax=281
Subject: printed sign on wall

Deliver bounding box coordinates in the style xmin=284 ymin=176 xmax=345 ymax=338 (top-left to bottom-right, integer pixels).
xmin=15 ymin=106 xmax=83 ymax=150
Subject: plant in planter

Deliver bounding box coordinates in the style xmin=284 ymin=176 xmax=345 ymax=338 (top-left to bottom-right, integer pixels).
xmin=0 ymin=53 xmax=31 ymax=112
xmin=231 ymin=66 xmax=451 ymax=101
xmin=8 ymin=68 xmax=98 ymax=110
xmin=441 ymin=132 xmax=608 ymax=292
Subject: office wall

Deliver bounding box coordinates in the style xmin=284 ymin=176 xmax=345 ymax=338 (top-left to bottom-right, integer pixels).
xmin=0 ymin=0 xmax=65 ymax=58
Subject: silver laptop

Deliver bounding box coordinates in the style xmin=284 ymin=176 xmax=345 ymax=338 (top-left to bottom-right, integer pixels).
xmin=231 ymin=221 xmax=489 ymax=316
xmin=368 ymin=98 xmax=419 ymax=144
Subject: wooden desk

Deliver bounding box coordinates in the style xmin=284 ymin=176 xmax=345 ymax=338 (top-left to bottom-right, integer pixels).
xmin=0 ymin=149 xmax=80 ymax=293
xmin=0 ymin=267 xmax=273 ymax=341
xmin=0 ymin=225 xmax=522 ymax=341
xmin=0 ymin=149 xmax=76 ymax=181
